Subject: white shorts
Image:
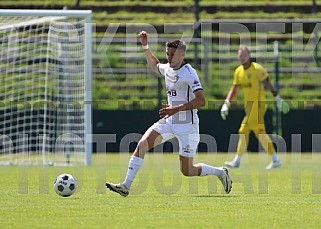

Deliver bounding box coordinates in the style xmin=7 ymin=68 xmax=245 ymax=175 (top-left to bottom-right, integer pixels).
xmin=149 ymin=119 xmax=200 ymax=158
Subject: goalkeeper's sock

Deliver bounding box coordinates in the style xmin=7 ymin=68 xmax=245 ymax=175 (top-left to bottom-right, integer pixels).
xmin=233 ymin=155 xmax=241 ymax=164
xmin=271 ymin=153 xmax=279 ymax=162
xmin=199 ymin=163 xmax=223 ymax=177
xmin=123 ymin=155 xmax=144 ymax=189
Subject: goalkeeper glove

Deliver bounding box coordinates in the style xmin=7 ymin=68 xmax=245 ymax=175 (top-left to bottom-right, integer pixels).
xmin=220 ymin=100 xmax=230 ymax=120
xmin=275 ymin=95 xmax=290 ymax=114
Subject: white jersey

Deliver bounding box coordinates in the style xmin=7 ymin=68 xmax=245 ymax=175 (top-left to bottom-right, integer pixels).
xmin=158 ymin=62 xmax=203 ymax=124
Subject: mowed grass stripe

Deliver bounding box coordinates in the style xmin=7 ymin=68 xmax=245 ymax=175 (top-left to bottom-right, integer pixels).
xmin=0 ymin=153 xmax=320 ymax=228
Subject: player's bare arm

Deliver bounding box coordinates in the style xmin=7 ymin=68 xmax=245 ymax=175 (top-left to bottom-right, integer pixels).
xmin=226 ymin=84 xmax=239 ymax=101
xmin=263 ymin=77 xmax=278 ymax=97
xmin=139 ymin=31 xmax=160 ymax=74
xmin=263 ymin=77 xmax=290 ymax=113
xmin=159 ymin=90 xmax=206 ymax=118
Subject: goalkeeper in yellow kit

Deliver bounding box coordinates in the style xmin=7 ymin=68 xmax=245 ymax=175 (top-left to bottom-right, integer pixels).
xmin=221 ymin=46 xmax=289 ymax=169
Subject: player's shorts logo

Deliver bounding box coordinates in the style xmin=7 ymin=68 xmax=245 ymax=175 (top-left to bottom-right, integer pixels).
xmin=183 ymin=145 xmax=192 ymax=154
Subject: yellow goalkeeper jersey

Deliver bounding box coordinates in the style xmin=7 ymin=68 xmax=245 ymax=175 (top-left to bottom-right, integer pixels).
xmin=233 ymin=62 xmax=268 ymax=114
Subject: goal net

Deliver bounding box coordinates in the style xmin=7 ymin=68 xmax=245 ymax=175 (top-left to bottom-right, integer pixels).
xmin=0 ymin=10 xmax=92 ymax=166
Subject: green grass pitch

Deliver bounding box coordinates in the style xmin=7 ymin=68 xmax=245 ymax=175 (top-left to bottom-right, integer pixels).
xmin=1 ymin=153 xmax=321 ymax=228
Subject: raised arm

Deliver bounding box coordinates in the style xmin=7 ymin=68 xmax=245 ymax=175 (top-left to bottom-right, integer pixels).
xmin=139 ymin=31 xmax=160 ymax=74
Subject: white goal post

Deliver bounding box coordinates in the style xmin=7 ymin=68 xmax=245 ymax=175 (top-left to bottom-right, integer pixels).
xmin=0 ymin=9 xmax=92 ymax=166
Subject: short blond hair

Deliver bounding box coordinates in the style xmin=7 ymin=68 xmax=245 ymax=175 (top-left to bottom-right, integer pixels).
xmin=238 ymin=45 xmax=250 ymax=54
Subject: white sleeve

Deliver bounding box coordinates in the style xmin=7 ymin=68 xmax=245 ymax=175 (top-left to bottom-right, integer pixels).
xmin=157 ymin=63 xmax=166 ymax=76
xmin=189 ymin=69 xmax=203 ymax=92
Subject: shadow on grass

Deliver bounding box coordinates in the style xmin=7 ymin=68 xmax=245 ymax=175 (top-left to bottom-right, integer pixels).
xmin=192 ymin=195 xmax=237 ymax=198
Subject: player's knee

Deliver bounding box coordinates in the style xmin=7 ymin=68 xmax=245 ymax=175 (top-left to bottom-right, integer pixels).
xmin=239 ymin=128 xmax=248 ymax=135
xmin=180 ymin=169 xmax=191 ymax=176
xmin=136 ymin=139 xmax=149 ymax=153
xmin=180 ymin=166 xmax=194 ymax=176
xmin=254 ymin=127 xmax=266 ymax=137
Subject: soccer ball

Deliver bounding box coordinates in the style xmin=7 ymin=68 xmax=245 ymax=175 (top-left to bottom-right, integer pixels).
xmin=54 ymin=174 xmax=77 ymax=197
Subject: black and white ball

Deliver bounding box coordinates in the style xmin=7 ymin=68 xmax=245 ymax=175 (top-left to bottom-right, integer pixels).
xmin=54 ymin=174 xmax=77 ymax=197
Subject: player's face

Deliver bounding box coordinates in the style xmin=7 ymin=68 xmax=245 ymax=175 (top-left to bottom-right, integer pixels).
xmin=238 ymin=49 xmax=250 ymax=65
xmin=166 ymin=47 xmax=185 ymax=69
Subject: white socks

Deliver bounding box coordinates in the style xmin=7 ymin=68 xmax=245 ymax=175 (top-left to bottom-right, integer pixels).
xmin=199 ymin=163 xmax=223 ymax=177
xmin=234 ymin=155 xmax=241 ymax=164
xmin=271 ymin=153 xmax=279 ymax=162
xmin=123 ymin=155 xmax=144 ymax=189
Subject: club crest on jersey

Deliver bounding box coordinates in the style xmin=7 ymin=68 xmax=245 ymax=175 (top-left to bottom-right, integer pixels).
xmin=166 ymin=73 xmax=179 ymax=83
xmin=173 ymin=74 xmax=179 ymax=83
xmin=247 ymin=73 xmax=252 ymax=79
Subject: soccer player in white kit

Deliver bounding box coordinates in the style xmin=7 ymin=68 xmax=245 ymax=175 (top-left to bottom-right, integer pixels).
xmin=106 ymin=31 xmax=232 ymax=196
